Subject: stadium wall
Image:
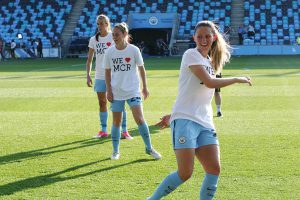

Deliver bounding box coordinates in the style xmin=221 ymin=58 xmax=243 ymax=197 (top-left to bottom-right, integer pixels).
xmin=232 ymin=45 xmax=300 ymax=55
xmin=4 ymin=48 xmax=61 ymax=59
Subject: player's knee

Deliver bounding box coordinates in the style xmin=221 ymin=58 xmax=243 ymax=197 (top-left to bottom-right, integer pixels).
xmin=98 ymin=98 xmax=107 ymax=107
xmin=135 ymin=117 xmax=145 ymax=125
xmin=207 ymin=165 xmax=221 ymax=176
xmin=113 ymin=121 xmax=121 ymax=127
xmin=178 ymin=169 xmax=193 ymax=181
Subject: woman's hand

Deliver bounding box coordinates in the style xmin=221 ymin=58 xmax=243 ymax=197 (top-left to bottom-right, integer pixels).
xmin=155 ymin=114 xmax=171 ymax=129
xmin=142 ymin=87 xmax=149 ymax=100
xmin=107 ymin=90 xmax=113 ymax=102
xmin=87 ymin=75 xmax=93 ymax=87
xmin=236 ymin=76 xmax=252 ymax=86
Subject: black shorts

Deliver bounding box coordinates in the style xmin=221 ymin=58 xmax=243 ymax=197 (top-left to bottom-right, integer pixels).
xmin=215 ymin=73 xmax=222 ymax=93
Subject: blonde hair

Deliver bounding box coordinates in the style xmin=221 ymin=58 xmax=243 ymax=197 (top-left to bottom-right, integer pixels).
xmin=95 ymin=14 xmax=111 ymax=41
xmin=114 ymin=22 xmax=132 ymax=43
xmin=194 ymin=21 xmax=231 ymax=74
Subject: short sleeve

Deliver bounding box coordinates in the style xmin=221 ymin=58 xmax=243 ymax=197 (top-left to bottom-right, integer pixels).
xmin=182 ymin=49 xmax=207 ymax=68
xmin=88 ymin=37 xmax=94 ymax=49
xmin=134 ymin=45 xmax=144 ymax=66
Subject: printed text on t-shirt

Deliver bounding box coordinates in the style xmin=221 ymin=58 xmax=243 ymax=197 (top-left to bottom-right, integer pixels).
xmin=112 ymin=58 xmax=132 ymax=72
xmin=200 ymin=65 xmax=215 ymax=84
xmin=96 ymin=42 xmax=111 ymax=54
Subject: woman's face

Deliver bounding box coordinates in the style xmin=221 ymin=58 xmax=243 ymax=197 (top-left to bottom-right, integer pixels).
xmin=112 ymin=27 xmax=126 ymax=44
xmin=97 ymin=19 xmax=108 ymax=32
xmin=193 ymin=26 xmax=214 ymax=52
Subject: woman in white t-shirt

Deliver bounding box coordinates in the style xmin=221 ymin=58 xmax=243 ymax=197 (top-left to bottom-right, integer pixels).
xmin=10 ymin=40 xmax=16 ymax=59
xmin=104 ymin=22 xmax=161 ymax=160
xmin=86 ymin=15 xmax=132 ymax=140
xmin=147 ymin=21 xmax=252 ymax=200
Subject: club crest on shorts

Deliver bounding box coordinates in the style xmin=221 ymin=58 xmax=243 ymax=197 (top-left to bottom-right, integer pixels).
xmin=178 ymin=136 xmax=186 ymax=144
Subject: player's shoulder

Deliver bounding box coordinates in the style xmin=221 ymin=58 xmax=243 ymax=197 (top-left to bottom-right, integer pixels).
xmin=127 ymin=43 xmax=139 ymax=51
xmin=182 ymin=48 xmax=199 ymax=61
xmin=89 ymin=35 xmax=97 ymax=43
xmin=183 ymin=48 xmax=197 ymax=56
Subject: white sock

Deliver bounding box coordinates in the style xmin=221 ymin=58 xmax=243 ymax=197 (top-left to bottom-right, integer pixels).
xmin=216 ymin=105 xmax=221 ymax=112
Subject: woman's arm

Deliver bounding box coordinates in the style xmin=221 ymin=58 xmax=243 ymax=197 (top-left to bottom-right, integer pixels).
xmin=189 ymin=65 xmax=252 ymax=88
xmin=105 ymin=68 xmax=113 ymax=102
xmin=138 ymin=65 xmax=149 ymax=100
xmin=86 ymin=48 xmax=94 ymax=87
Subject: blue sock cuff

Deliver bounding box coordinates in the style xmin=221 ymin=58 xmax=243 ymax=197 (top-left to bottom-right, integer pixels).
xmin=148 ymin=171 xmax=184 ymax=200
xmin=205 ymin=173 xmax=219 ymax=184
xmin=138 ymin=122 xmax=148 ymax=130
xmin=112 ymin=125 xmax=121 ymax=132
xmin=174 ymin=171 xmax=184 ymax=184
xmin=99 ymin=112 xmax=108 ymax=132
xmin=111 ymin=125 xmax=121 ymax=153
xmin=138 ymin=122 xmax=152 ymax=150
xmin=199 ymin=173 xmax=219 ymax=200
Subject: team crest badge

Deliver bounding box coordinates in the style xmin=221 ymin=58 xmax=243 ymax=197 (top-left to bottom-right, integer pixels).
xmin=178 ymin=137 xmax=186 ymax=144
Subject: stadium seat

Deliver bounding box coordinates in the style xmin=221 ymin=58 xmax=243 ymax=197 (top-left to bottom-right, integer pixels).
xmin=244 ymin=0 xmax=299 ymax=44
xmin=71 ymin=0 xmax=232 ymax=42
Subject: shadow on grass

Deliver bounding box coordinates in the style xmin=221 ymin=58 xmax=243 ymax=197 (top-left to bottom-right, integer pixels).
xmin=0 ymin=125 xmax=163 ymax=165
xmin=0 ymin=138 xmax=110 ymax=165
xmin=126 ymin=124 xmax=163 ymax=138
xmin=0 ymin=158 xmax=154 ymax=196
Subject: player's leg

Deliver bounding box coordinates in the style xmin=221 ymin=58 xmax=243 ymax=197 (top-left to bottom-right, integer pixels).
xmin=147 ymin=149 xmax=194 ymax=200
xmin=110 ymin=100 xmax=125 ymax=160
xmin=196 ymin=128 xmax=220 ymax=200
xmin=214 ymin=90 xmax=222 ymax=117
xmin=128 ymin=97 xmax=161 ymax=159
xmin=147 ymin=119 xmax=199 ymax=199
xmin=93 ymin=80 xmax=109 ymax=138
xmin=121 ymin=109 xmax=133 ymax=140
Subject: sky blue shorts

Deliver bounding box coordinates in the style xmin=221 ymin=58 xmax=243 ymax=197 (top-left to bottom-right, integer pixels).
xmin=170 ymin=119 xmax=219 ymax=149
xmin=94 ymin=79 xmax=106 ymax=92
xmin=111 ymin=97 xmax=142 ymax=112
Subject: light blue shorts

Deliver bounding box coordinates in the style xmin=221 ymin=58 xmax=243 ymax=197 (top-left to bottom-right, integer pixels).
xmin=111 ymin=97 xmax=142 ymax=112
xmin=94 ymin=79 xmax=106 ymax=92
xmin=170 ymin=119 xmax=219 ymax=149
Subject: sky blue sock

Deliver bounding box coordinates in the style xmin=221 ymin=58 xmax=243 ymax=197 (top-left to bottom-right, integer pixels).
xmin=138 ymin=122 xmax=152 ymax=150
xmin=111 ymin=125 xmax=121 ymax=153
xmin=148 ymin=171 xmax=184 ymax=200
xmin=99 ymin=112 xmax=108 ymax=132
xmin=121 ymin=110 xmax=127 ymax=133
xmin=200 ymin=173 xmax=219 ymax=200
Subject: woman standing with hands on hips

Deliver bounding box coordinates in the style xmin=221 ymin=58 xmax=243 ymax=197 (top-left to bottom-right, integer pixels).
xmin=148 ymin=20 xmax=252 ymax=200
xmin=86 ymin=15 xmax=133 ymax=140
xmin=104 ymin=22 xmax=162 ymax=160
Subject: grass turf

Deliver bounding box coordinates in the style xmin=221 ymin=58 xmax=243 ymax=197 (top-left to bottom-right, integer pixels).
xmin=0 ymin=56 xmax=299 ymax=199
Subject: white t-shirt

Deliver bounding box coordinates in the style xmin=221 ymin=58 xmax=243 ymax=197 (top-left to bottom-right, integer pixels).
xmin=88 ymin=32 xmax=114 ymax=80
xmin=170 ymin=48 xmax=216 ymax=129
xmin=104 ymin=44 xmax=144 ymax=100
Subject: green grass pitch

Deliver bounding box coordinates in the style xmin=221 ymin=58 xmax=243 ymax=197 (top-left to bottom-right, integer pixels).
xmin=0 ymin=56 xmax=299 ymax=199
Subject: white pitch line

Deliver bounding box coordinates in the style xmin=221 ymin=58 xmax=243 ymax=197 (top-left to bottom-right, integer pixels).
xmin=29 ymin=64 xmax=85 ymax=72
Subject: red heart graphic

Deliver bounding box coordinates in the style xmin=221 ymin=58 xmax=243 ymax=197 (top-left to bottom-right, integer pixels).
xmin=106 ymin=42 xmax=111 ymax=47
xmin=125 ymin=57 xmax=131 ymax=63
